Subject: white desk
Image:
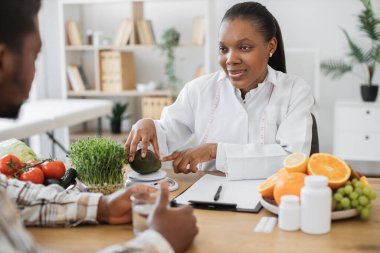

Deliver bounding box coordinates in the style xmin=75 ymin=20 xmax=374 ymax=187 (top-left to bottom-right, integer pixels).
xmin=0 ymin=99 xmax=112 ymax=141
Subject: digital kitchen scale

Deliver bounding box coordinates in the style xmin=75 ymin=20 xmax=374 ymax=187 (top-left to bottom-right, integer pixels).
xmin=125 ymin=170 xmax=179 ymax=192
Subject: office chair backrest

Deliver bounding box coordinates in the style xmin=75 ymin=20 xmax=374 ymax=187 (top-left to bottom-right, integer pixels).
xmin=310 ymin=113 xmax=319 ymax=156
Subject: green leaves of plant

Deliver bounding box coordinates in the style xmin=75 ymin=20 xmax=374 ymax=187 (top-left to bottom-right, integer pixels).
xmin=320 ymin=0 xmax=380 ymax=85
xmin=69 ymin=137 xmax=126 ymax=186
xmin=342 ymin=29 xmax=367 ymax=63
xmin=358 ymin=0 xmax=380 ymax=41
xmin=159 ymin=28 xmax=180 ymax=49
xmin=107 ymin=102 xmax=130 ymax=122
xmin=321 ymin=60 xmax=352 ymax=79
xmin=157 ymin=28 xmax=181 ymax=93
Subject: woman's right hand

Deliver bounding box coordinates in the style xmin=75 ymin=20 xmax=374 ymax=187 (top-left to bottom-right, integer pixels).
xmin=125 ymin=118 xmax=160 ymax=162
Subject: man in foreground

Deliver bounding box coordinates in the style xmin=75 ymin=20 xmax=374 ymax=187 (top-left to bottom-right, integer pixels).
xmin=0 ymin=1 xmax=198 ymax=252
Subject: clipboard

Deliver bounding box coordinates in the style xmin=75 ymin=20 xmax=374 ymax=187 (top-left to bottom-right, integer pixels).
xmin=171 ymin=174 xmax=264 ymax=213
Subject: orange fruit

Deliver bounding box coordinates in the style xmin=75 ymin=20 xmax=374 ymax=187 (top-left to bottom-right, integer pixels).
xmin=273 ymin=172 xmax=306 ymax=205
xmin=307 ymin=153 xmax=351 ymax=189
xmin=258 ymin=168 xmax=288 ymax=199
xmin=283 ymin=153 xmax=308 ymax=173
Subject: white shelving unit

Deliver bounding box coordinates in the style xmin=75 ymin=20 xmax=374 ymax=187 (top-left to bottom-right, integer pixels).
xmin=58 ymin=0 xmax=210 ymax=99
xmin=67 ymin=89 xmax=172 ymax=97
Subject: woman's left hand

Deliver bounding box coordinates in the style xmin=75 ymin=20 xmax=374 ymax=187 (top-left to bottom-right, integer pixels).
xmin=161 ymin=143 xmax=217 ymax=174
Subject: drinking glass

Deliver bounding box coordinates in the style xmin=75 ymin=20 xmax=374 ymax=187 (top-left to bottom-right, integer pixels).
xmin=130 ymin=191 xmax=156 ymax=236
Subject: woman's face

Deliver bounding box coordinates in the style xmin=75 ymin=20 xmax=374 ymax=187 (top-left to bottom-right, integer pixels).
xmin=218 ymin=18 xmax=276 ymax=94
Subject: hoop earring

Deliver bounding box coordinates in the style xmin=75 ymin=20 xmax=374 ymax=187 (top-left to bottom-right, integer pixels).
xmin=269 ymin=52 xmax=273 ymax=58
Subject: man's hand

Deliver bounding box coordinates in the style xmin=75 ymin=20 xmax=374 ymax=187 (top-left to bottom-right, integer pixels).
xmin=125 ymin=118 xmax=160 ymax=163
xmin=97 ymin=185 xmax=157 ymax=224
xmin=148 ymin=182 xmax=198 ymax=253
xmin=161 ymin=143 xmax=217 ymax=174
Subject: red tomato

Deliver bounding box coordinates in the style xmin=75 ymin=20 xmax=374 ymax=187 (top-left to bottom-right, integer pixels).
xmin=25 ymin=160 xmax=43 ymax=170
xmin=0 ymin=154 xmax=22 ymax=175
xmin=41 ymin=160 xmax=66 ymax=179
xmin=19 ymin=167 xmax=44 ymax=184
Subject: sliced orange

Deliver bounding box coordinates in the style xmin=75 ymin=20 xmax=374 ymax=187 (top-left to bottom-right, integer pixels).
xmin=283 ymin=153 xmax=308 ymax=173
xmin=307 ymin=153 xmax=351 ymax=189
xmin=273 ymin=172 xmax=306 ymax=205
xmin=258 ymin=168 xmax=288 ymax=199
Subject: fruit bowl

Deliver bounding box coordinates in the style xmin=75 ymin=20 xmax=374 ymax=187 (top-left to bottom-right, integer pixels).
xmin=259 ymin=195 xmax=359 ymax=220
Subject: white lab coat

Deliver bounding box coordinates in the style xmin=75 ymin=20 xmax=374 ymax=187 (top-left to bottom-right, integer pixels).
xmin=154 ymin=66 xmax=314 ymax=180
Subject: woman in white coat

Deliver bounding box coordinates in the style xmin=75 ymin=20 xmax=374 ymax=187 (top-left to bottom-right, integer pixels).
xmin=126 ymin=2 xmax=314 ymax=180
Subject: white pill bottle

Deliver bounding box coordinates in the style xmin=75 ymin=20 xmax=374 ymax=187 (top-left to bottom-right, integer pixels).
xmin=300 ymin=175 xmax=332 ymax=234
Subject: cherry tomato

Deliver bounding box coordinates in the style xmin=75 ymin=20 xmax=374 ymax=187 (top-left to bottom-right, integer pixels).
xmin=41 ymin=160 xmax=66 ymax=179
xmin=0 ymin=154 xmax=22 ymax=175
xmin=25 ymin=160 xmax=43 ymax=170
xmin=19 ymin=167 xmax=44 ymax=184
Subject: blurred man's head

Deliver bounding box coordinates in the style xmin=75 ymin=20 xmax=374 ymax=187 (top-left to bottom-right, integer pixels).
xmin=0 ymin=0 xmax=42 ymax=118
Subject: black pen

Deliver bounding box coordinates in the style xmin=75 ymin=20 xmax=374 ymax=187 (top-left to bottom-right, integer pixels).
xmin=213 ymin=185 xmax=223 ymax=201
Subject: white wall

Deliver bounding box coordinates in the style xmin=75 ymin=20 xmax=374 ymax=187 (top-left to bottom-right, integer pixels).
xmin=30 ymin=0 xmax=69 ymax=162
xmin=38 ymin=0 xmax=380 ymax=173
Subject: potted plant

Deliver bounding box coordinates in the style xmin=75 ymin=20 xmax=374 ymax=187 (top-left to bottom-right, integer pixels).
xmin=69 ymin=137 xmax=126 ymax=194
xmin=158 ymin=28 xmax=181 ymax=95
xmin=321 ymin=0 xmax=380 ymax=102
xmin=107 ymin=102 xmax=130 ymax=134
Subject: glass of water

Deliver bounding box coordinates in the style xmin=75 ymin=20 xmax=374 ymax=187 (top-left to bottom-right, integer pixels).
xmin=130 ymin=191 xmax=156 ymax=236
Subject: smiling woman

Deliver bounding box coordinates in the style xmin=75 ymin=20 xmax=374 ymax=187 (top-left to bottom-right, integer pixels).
xmin=218 ymin=3 xmax=285 ymax=98
xmin=125 ymin=2 xmax=315 ymax=180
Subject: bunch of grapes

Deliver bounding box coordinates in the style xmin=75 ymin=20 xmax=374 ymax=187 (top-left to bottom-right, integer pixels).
xmin=332 ymin=178 xmax=377 ymax=220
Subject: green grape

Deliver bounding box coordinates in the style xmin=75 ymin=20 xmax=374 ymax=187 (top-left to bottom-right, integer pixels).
xmin=334 ymin=193 xmax=343 ymax=202
xmin=349 ymin=192 xmax=359 ymax=200
xmin=336 ymin=203 xmax=343 ymax=211
xmin=354 ymin=181 xmax=362 ymax=189
xmin=369 ymin=191 xmax=377 ymax=200
xmin=355 ymin=187 xmax=363 ymax=195
xmin=345 ymin=181 xmax=352 ymax=186
xmin=366 ymin=203 xmax=373 ymax=210
xmin=363 ymin=187 xmax=371 ymax=197
xmin=338 ymin=187 xmax=346 ymax=195
xmin=351 ymin=199 xmax=359 ymax=208
xmin=345 ymin=185 xmax=354 ymax=194
xmin=356 ymin=205 xmax=363 ymax=212
xmin=340 ymin=197 xmax=351 ymax=209
xmin=360 ymin=208 xmax=370 ymax=220
xmin=358 ymin=195 xmax=369 ymax=206
xmin=351 ymin=178 xmax=358 ymax=184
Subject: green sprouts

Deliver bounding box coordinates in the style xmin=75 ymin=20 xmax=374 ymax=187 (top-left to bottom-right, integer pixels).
xmin=69 ymin=137 xmax=126 ymax=185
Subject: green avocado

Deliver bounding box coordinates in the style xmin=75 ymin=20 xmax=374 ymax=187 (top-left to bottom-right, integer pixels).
xmin=130 ymin=149 xmax=161 ymax=175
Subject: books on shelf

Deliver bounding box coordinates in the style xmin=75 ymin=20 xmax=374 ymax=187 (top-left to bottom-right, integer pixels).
xmin=192 ymin=16 xmax=205 ymax=45
xmin=77 ymin=66 xmax=90 ymax=89
xmin=99 ymin=50 xmax=136 ymax=91
xmin=67 ymin=65 xmax=87 ymax=91
xmin=65 ymin=20 xmax=83 ymax=46
xmin=114 ymin=19 xmax=154 ymax=46
xmin=113 ymin=19 xmax=133 ymax=46
xmin=136 ymin=19 xmax=155 ymax=45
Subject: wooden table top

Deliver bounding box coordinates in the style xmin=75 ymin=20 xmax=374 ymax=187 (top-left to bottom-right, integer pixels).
xmin=28 ymin=170 xmax=380 ymax=253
